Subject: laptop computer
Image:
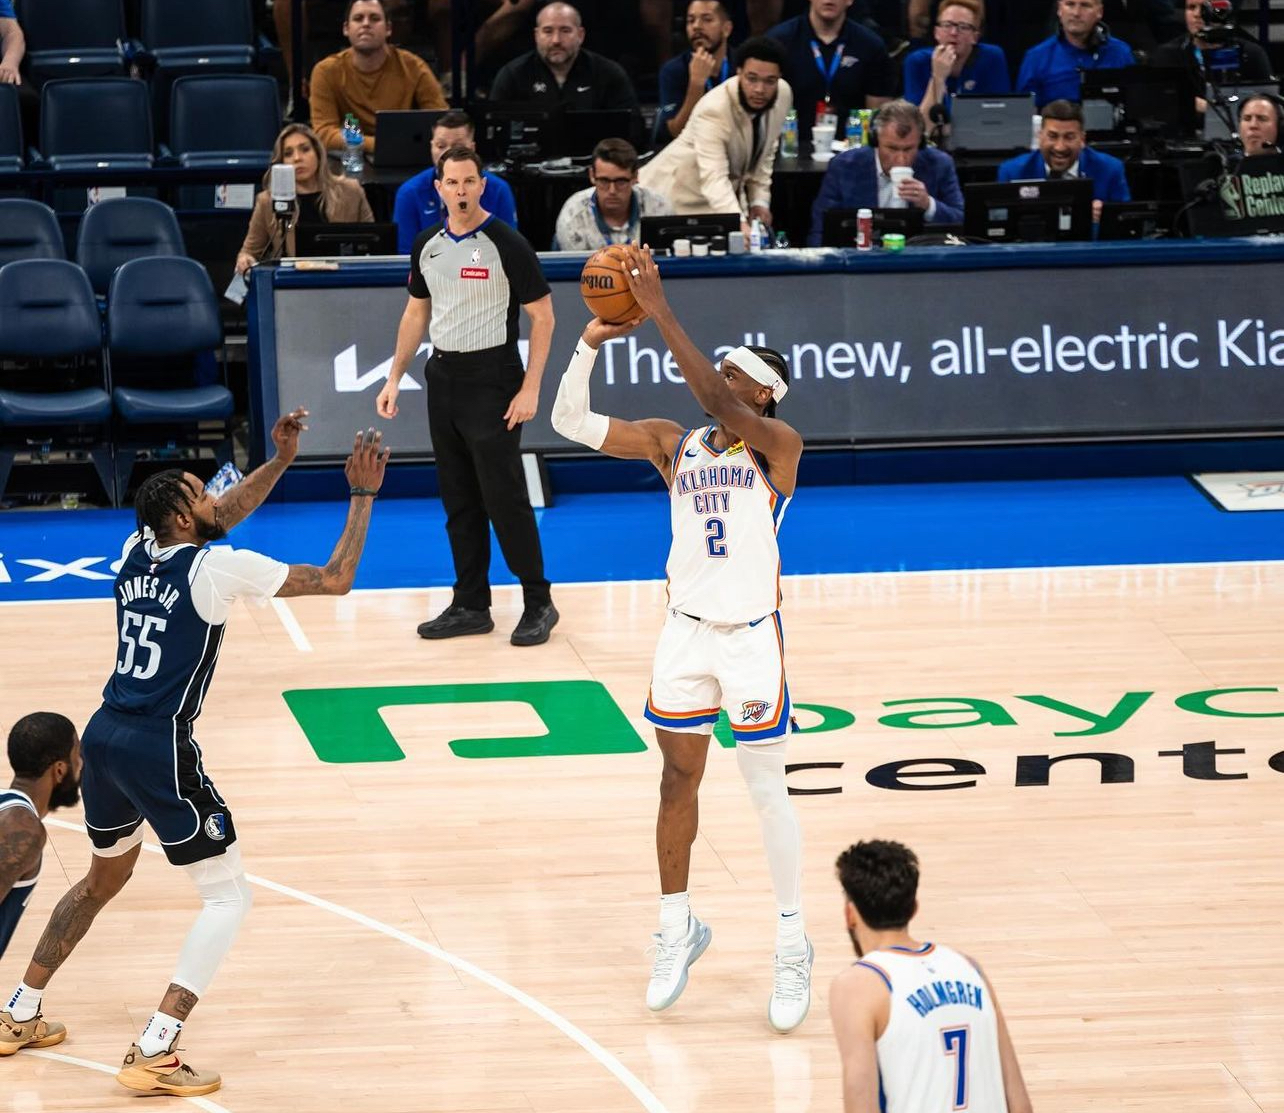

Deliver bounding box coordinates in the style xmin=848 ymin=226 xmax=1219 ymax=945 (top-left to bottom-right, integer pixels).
xmin=370 ymin=110 xmax=445 ymax=169
xmin=293 ymin=222 xmax=399 ymax=257
xmin=948 ymin=94 xmax=1036 ymax=153
xmin=1203 ymin=83 xmax=1281 ymax=141
xmin=821 ymin=207 xmax=925 ymax=247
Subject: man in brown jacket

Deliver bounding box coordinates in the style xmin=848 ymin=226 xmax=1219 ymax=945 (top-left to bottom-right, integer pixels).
xmin=310 ymin=0 xmax=448 ymax=154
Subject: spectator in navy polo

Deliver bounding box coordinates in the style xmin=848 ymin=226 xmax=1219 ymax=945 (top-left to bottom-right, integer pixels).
xmin=488 ymin=1 xmax=638 ymax=110
xmin=393 ymin=111 xmax=518 ymax=254
xmin=654 ymin=1 xmax=736 ymax=148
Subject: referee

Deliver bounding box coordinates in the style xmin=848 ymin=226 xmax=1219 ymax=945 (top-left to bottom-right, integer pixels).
xmin=377 ymin=146 xmax=558 ymax=646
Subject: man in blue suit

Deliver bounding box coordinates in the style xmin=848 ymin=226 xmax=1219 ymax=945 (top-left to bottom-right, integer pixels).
xmin=807 ymin=100 xmax=964 ymax=245
xmin=997 ymin=99 xmax=1130 ymax=222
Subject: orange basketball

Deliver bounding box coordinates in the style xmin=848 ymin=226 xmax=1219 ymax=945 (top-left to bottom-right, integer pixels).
xmin=579 ymin=245 xmax=639 ymax=325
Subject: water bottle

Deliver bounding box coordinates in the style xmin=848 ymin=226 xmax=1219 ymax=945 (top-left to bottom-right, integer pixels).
xmin=781 ymin=109 xmax=799 ymax=158
xmin=845 ymin=113 xmax=862 ymax=150
xmin=342 ymin=113 xmax=364 ymax=174
xmin=749 ymin=218 xmax=764 ymax=253
xmin=204 ymin=462 xmax=244 ymax=497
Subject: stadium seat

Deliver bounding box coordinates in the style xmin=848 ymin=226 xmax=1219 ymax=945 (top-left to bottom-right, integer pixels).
xmin=16 ymin=0 xmax=128 ymax=82
xmin=168 ymin=75 xmax=280 ymax=168
xmin=106 ymin=257 xmax=234 ymax=497
xmin=139 ymin=0 xmax=257 ymax=71
xmin=0 ymin=200 xmax=65 ymax=264
xmin=0 ymin=260 xmax=114 ymax=503
xmin=76 ymin=197 xmax=185 ymax=296
xmin=38 ymin=78 xmax=154 ymax=172
xmin=0 ymin=85 xmax=22 ymax=171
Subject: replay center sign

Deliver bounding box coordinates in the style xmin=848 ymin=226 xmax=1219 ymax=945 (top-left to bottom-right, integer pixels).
xmin=270 ymin=261 xmax=1284 ymax=461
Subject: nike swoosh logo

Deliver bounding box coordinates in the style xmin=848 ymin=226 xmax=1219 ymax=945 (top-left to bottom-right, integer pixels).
xmin=429 ymin=251 xmax=443 ymax=258
xmin=684 ymin=449 xmax=699 ymax=457
xmin=576 ymin=85 xmax=591 ymax=92
xmin=153 ymin=1059 xmax=182 ymax=1071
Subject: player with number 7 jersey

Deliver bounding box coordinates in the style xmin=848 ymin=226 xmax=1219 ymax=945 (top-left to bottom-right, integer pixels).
xmin=0 ymin=416 xmax=389 ymax=1099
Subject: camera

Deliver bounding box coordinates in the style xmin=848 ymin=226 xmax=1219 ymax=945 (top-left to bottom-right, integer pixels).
xmin=1199 ymin=0 xmax=1238 ymax=45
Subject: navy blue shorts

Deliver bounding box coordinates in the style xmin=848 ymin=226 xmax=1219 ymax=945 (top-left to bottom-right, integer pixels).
xmin=81 ymin=706 xmax=237 ymax=866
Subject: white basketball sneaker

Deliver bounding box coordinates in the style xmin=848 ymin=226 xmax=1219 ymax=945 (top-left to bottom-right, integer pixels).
xmin=768 ymin=939 xmax=814 ymax=1032
xmin=646 ymin=915 xmax=712 ymax=1011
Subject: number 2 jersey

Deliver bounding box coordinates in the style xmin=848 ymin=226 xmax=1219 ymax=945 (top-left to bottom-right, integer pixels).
xmin=102 ymin=532 xmax=288 ymax=721
xmin=666 ymin=426 xmax=790 ymax=625
xmin=856 ymin=942 xmax=1007 ymax=1113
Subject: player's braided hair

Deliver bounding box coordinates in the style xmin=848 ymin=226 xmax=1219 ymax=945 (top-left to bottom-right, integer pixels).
xmin=134 ymin=469 xmax=194 ymax=536
xmin=746 ymin=345 xmax=787 ymax=419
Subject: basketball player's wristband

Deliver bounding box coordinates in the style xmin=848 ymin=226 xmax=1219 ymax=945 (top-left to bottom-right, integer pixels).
xmin=349 ymin=487 xmax=378 ymax=498
xmin=551 ymin=341 xmax=609 ymax=451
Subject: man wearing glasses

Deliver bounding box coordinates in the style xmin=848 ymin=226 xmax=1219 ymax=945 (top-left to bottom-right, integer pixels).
xmin=552 ymin=138 xmax=672 ymax=250
xmin=903 ymin=0 xmax=1011 ymax=119
xmin=639 ymin=37 xmax=793 ymax=239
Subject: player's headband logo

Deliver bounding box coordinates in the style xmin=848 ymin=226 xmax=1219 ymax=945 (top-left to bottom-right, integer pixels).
xmin=720 ymin=346 xmax=788 ymax=402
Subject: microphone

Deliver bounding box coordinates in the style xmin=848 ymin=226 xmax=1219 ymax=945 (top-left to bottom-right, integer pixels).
xmin=1087 ymin=20 xmax=1111 ymax=55
xmin=928 ymin=103 xmax=950 ymax=146
xmin=270 ymin=163 xmax=296 ymax=217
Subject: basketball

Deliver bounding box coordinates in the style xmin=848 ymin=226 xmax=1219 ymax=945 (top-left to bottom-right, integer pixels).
xmin=579 ymin=245 xmax=639 ymax=325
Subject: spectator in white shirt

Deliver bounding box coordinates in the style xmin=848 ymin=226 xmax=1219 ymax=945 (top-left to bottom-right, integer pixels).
xmin=553 ymin=138 xmax=672 ymax=251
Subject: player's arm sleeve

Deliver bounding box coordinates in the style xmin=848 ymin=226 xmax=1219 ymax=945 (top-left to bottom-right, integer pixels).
xmin=191 ymin=547 xmax=290 ymax=624
xmin=551 ymin=340 xmax=610 ymax=449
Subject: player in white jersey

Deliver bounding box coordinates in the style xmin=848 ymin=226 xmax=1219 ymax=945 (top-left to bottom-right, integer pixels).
xmin=551 ymin=243 xmax=811 ymax=1032
xmin=830 ymin=840 xmax=1033 ymax=1113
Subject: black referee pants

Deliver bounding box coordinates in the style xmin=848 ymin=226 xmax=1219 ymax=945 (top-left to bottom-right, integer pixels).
xmin=425 ymin=346 xmax=551 ymax=611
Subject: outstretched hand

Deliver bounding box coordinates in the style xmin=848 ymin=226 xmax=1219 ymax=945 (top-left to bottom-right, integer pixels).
xmin=272 ymin=407 xmax=310 ymax=464
xmin=582 ymin=313 xmax=647 ymax=349
xmin=620 ymin=244 xmax=668 ymax=319
xmin=345 ymin=427 xmax=390 ymax=492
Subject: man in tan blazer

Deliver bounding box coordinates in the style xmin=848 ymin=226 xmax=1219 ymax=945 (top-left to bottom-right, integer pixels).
xmin=639 ymin=35 xmax=792 ymax=237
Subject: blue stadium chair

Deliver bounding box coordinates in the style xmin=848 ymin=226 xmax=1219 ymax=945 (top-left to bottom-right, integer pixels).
xmin=139 ymin=0 xmax=256 ymax=71
xmin=106 ymin=257 xmax=234 ymax=498
xmin=76 ymin=197 xmax=185 ymax=296
xmin=16 ymin=0 xmax=128 ymax=82
xmin=0 ymin=260 xmax=114 ymax=503
xmin=0 ymin=200 xmax=65 ymax=264
xmin=38 ymin=78 xmax=154 ymax=171
xmin=167 ymin=75 xmax=280 ymax=168
xmin=0 ymin=84 xmax=22 ymax=171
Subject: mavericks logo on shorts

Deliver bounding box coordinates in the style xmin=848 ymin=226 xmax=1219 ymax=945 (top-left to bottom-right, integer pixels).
xmin=741 ymin=700 xmax=772 ymax=723
xmin=204 ymin=813 xmax=226 ymax=840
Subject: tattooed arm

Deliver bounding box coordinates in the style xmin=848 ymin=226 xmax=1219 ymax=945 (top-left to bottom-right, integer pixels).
xmin=276 ymin=429 xmax=389 ymax=598
xmin=0 ymin=810 xmax=45 ymax=896
xmin=214 ymin=408 xmax=308 ymax=532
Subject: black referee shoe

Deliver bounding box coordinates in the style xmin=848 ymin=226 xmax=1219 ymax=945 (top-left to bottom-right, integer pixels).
xmin=510 ymin=603 xmax=559 ymax=647
xmin=417 ymin=605 xmax=494 ymax=640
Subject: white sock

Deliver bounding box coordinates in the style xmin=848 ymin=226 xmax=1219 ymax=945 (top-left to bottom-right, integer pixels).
xmin=777 ymin=908 xmax=808 ymax=958
xmin=6 ymin=982 xmax=42 ymax=1023
xmin=138 ymin=1011 xmax=184 ymax=1058
xmin=659 ymin=891 xmax=691 ymax=943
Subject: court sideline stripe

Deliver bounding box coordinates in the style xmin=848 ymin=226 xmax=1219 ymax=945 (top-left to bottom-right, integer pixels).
xmin=24 ymin=1047 xmax=231 ymax=1112
xmin=270 ymin=598 xmax=312 ymax=652
xmin=43 ymin=820 xmax=670 ymax=1113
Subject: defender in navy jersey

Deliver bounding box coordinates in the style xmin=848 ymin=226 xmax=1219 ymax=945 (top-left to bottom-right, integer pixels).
xmin=1 ymin=417 xmax=389 ymax=1098
xmin=0 ymin=714 xmax=81 ymax=989
xmin=551 ymin=244 xmax=812 ymax=1032
xmin=830 ymin=841 xmax=1033 ymax=1113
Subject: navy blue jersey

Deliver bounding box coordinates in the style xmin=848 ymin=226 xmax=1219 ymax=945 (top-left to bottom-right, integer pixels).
xmin=101 ymin=533 xmax=287 ymax=723
xmin=0 ymin=789 xmax=39 ymax=960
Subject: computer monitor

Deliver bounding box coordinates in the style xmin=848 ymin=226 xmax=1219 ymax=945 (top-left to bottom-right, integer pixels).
xmin=947 ymin=94 xmax=1036 ymax=153
xmin=1079 ymin=67 xmax=1199 ymax=140
xmin=479 ymin=106 xmax=553 ymax=162
xmin=821 ymin=207 xmax=926 ymax=247
xmin=370 ymin=109 xmax=445 ymax=168
xmin=963 ymin=179 xmax=1094 ymax=243
xmin=1098 ymin=200 xmax=1164 ymax=240
xmin=293 ymin=222 xmax=399 ymax=258
xmin=1203 ymin=83 xmax=1281 ymax=141
xmin=639 ymin=213 xmax=742 ymax=252
xmin=559 ymin=109 xmax=634 ymax=157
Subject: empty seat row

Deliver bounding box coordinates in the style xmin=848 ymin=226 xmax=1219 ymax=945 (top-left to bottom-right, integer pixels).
xmin=0 ymin=197 xmax=185 ymax=294
xmin=0 ymin=76 xmax=281 ymax=171
xmin=0 ymin=256 xmax=233 ymax=504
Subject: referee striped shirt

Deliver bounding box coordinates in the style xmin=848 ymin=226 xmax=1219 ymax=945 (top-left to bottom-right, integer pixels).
xmin=408 ymin=217 xmax=550 ymax=353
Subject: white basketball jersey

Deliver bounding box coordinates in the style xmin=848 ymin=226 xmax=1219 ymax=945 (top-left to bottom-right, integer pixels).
xmin=857 ymin=943 xmax=1007 ymax=1113
xmin=666 ymin=426 xmax=789 ymax=624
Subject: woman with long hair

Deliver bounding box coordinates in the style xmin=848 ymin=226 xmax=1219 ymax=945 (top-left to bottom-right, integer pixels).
xmin=235 ymin=123 xmax=374 ymax=274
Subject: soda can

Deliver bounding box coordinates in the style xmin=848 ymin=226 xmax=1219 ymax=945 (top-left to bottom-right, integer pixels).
xmin=205 ymin=461 xmax=244 ymax=497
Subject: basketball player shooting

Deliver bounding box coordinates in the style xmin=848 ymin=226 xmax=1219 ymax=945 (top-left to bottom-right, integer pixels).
xmin=1 ymin=417 xmax=389 ymax=1095
xmin=551 ymin=243 xmax=811 ymax=1032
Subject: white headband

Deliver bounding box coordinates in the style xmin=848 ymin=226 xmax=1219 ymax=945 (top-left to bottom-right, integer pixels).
xmin=721 ymin=346 xmax=789 ymax=403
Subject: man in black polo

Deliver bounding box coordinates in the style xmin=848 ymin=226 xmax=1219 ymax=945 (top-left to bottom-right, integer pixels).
xmin=488 ymin=1 xmax=639 ymax=110
xmin=376 ymin=147 xmax=558 ymax=647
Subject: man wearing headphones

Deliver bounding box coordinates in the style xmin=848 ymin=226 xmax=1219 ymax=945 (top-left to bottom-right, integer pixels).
xmin=1150 ymin=0 xmax=1272 ymax=115
xmin=1016 ymin=0 xmax=1136 ymax=107
xmin=806 ymin=99 xmax=964 ymax=244
xmin=1238 ymin=93 xmax=1282 ymax=157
